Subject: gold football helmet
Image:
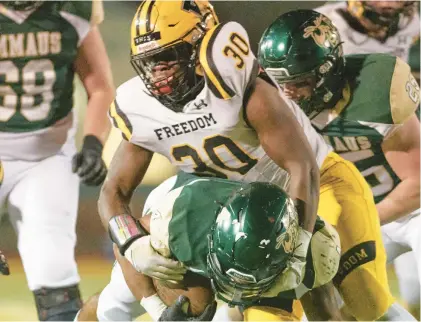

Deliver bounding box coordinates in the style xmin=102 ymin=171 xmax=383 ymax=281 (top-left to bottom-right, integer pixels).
xmin=347 ymin=1 xmax=417 ymax=40
xmin=130 ymin=0 xmax=218 ymax=111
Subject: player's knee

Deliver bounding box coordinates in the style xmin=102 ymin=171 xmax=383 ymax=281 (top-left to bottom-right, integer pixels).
xmin=33 ymin=284 xmax=82 ymax=321
xmin=26 ymin=254 xmax=79 ymax=290
xmin=20 ymin=233 xmax=78 ymax=289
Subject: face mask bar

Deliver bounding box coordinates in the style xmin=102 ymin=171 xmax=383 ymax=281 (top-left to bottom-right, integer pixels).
xmin=206 ymin=235 xmax=281 ymax=307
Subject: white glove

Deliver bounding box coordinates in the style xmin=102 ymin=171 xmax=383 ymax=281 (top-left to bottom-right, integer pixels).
xmin=125 ymin=235 xmax=186 ymax=281
xmin=141 ymin=294 xmax=168 ymax=322
xmin=262 ymin=257 xmax=306 ymax=297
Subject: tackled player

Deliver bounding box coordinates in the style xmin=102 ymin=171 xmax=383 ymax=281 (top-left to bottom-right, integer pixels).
xmin=78 ymin=173 xmax=342 ymax=321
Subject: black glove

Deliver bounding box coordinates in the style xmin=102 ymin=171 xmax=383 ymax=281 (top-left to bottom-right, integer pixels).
xmin=72 ymin=135 xmax=107 ymax=186
xmin=0 ymin=249 xmax=10 ymax=275
xmin=158 ymin=296 xmax=217 ymax=321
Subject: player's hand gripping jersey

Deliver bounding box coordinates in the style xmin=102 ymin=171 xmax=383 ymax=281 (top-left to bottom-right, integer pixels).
xmin=111 ymin=21 xmax=331 ymax=187
xmin=0 ymin=1 xmax=103 ymax=161
xmin=311 ymin=54 xmax=420 ymax=204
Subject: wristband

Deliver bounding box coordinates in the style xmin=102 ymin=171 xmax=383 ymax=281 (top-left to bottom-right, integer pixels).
xmin=141 ymin=294 xmax=168 ymax=321
xmin=108 ymin=214 xmax=148 ymax=255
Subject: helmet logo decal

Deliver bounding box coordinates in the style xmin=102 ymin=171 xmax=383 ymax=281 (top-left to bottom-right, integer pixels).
xmin=134 ymin=31 xmax=161 ymax=54
xmin=275 ymin=202 xmax=299 ymax=253
xmin=259 ymin=239 xmax=270 ymax=248
xmin=303 ymin=15 xmax=339 ymax=49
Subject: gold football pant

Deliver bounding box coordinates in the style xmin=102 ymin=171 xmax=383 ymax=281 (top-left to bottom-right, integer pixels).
xmin=243 ymin=300 xmax=303 ymax=321
xmin=317 ymin=152 xmax=394 ymax=320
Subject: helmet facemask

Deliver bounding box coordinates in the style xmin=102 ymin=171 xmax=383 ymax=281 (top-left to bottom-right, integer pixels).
xmin=207 ymin=235 xmax=286 ymax=307
xmin=131 ymin=39 xmax=203 ymax=113
xmin=267 ymin=43 xmax=345 ymax=118
xmin=348 ymin=1 xmax=417 ymax=40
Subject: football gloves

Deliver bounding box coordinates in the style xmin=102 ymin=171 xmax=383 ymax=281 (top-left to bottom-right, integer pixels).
xmin=125 ymin=236 xmax=186 ymax=281
xmin=72 ymin=135 xmax=107 ymax=186
xmin=158 ymin=296 xmax=217 ymax=321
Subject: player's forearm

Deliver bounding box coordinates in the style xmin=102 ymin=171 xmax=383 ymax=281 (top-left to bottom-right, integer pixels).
xmin=98 ymin=180 xmax=134 ymax=231
xmin=377 ymin=178 xmax=420 ymax=225
xmin=301 ymin=283 xmax=344 ymax=321
xmin=288 ymin=164 xmax=319 ymax=233
xmin=83 ymin=91 xmax=113 ymax=144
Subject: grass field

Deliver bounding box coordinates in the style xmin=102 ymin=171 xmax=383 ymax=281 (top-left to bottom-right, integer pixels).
xmin=0 ymin=256 xmax=409 ymax=321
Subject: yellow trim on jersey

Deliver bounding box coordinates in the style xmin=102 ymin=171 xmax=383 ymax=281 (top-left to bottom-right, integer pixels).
xmin=109 ymin=102 xmax=132 ymax=141
xmin=199 ymin=24 xmax=234 ymax=100
xmin=0 ymin=161 xmax=4 ymax=184
xmin=390 ymin=57 xmax=419 ymax=124
xmin=91 ymin=0 xmax=104 ymax=25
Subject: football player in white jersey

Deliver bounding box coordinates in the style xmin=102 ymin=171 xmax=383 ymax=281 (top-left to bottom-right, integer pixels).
xmin=99 ymin=0 xmax=400 ymax=321
xmin=0 ymin=1 xmax=114 ymax=320
xmin=316 ymin=1 xmax=419 ymax=68
xmin=316 ymin=1 xmax=420 ymax=317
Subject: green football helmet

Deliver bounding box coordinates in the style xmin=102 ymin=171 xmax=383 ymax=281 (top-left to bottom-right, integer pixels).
xmin=207 ymin=182 xmax=300 ymax=306
xmin=258 ymin=9 xmax=345 ymax=117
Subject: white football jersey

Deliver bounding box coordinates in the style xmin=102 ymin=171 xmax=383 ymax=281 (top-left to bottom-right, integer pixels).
xmin=316 ymin=2 xmax=420 ymax=62
xmin=111 ymin=22 xmax=331 ymax=188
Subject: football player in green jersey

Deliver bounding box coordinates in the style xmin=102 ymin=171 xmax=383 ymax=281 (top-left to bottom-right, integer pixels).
xmin=258 ymin=9 xmax=420 ymax=321
xmin=0 ymin=1 xmax=114 ymax=320
xmin=317 ymin=1 xmax=420 ymax=315
xmin=77 ymin=173 xmax=342 ymax=321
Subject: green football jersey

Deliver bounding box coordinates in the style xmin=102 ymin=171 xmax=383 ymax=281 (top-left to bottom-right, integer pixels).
xmin=311 ymin=54 xmax=420 ymax=203
xmin=0 ymin=1 xmax=102 ymax=133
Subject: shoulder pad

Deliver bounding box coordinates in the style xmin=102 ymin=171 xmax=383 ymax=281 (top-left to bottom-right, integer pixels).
xmin=390 ymin=56 xmax=420 ymax=124
xmin=108 ymin=77 xmax=143 ymax=141
xmin=199 ymin=21 xmax=259 ymax=100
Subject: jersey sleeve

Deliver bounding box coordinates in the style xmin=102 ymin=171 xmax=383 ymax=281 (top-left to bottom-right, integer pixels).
xmin=148 ymin=187 xmax=184 ymax=258
xmin=59 ymin=0 xmax=104 ymax=46
xmin=390 ymin=56 xmax=420 ymax=125
xmin=199 ymin=21 xmax=259 ymax=100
